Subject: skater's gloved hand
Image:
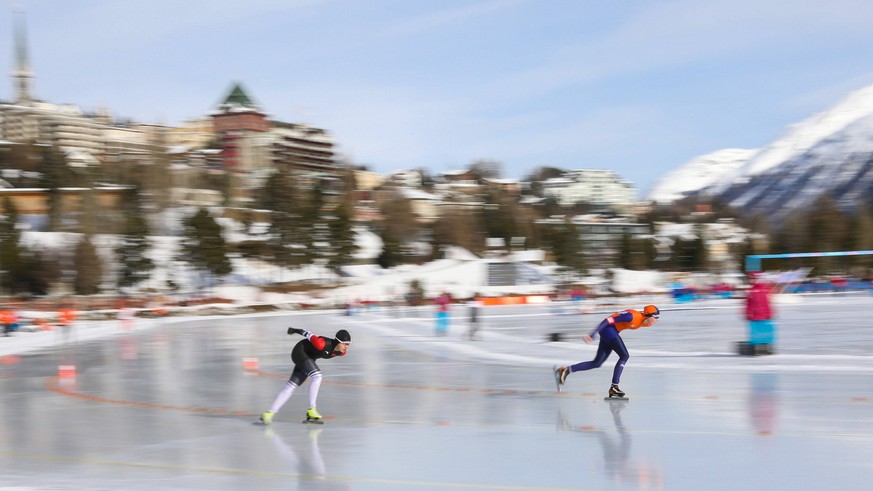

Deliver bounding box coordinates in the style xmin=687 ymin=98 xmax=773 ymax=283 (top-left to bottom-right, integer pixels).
xmin=288 ymin=327 xmax=304 ymax=335
xmin=301 ymin=330 xmax=314 ymax=339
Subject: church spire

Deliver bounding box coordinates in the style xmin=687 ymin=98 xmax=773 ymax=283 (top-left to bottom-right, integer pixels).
xmin=11 ymin=7 xmax=34 ymax=104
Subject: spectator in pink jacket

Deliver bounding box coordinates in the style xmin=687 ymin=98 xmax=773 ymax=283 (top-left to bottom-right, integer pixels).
xmin=745 ymin=277 xmax=775 ymax=347
xmin=434 ymin=292 xmax=452 ymax=335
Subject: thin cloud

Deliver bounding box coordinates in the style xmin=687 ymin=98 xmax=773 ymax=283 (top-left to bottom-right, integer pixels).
xmin=4 ymin=0 xmax=873 ymax=196
xmin=378 ymin=0 xmax=529 ymax=39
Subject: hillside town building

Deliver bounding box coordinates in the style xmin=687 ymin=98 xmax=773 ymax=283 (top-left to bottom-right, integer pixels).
xmin=541 ymin=169 xmax=635 ymax=213
xmin=0 ymin=12 xmax=342 ymax=212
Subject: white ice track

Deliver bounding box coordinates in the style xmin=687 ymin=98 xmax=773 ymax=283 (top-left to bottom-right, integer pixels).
xmin=343 ymin=293 xmax=873 ymax=373
xmin=1 ymin=293 xmax=872 ymax=490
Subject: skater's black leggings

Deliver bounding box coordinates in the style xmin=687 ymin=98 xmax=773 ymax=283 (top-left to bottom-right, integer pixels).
xmin=569 ymin=326 xmax=629 ymax=385
xmin=288 ymin=357 xmax=320 ymax=386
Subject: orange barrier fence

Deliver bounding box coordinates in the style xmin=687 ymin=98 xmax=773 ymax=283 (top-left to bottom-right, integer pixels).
xmin=477 ymin=295 xmax=551 ymax=306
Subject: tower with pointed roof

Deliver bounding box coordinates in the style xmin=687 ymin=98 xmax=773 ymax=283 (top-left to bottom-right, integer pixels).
xmin=211 ymin=82 xmax=270 ymax=134
xmin=211 ymin=82 xmax=270 ymax=172
xmin=220 ymin=83 xmax=257 ymax=109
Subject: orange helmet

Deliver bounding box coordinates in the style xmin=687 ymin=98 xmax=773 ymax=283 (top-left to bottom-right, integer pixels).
xmin=643 ymin=305 xmax=660 ymax=319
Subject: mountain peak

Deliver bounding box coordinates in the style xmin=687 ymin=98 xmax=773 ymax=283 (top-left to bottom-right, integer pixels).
xmin=652 ymin=81 xmax=873 ymax=219
xmin=647 ymin=148 xmax=756 ymax=204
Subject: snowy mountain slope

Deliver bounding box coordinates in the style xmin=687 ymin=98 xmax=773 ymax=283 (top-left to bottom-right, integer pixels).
xmin=650 ymin=82 xmax=873 ymax=217
xmin=647 ymin=148 xmax=755 ymax=204
xmin=715 ymin=109 xmax=873 ymax=218
xmin=713 ymin=83 xmax=873 ymax=194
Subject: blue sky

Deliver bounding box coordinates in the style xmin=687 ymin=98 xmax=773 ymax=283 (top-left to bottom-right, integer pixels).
xmin=4 ymin=0 xmax=873 ymax=196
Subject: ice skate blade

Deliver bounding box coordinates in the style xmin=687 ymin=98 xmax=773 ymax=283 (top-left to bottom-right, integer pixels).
xmin=302 ymin=419 xmax=325 ymax=425
xmin=604 ymin=396 xmax=628 ymax=401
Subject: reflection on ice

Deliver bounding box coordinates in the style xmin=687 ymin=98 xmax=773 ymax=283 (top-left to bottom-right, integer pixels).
xmin=559 ymin=403 xmax=665 ymax=490
xmin=264 ymin=427 xmax=330 ymax=481
xmin=748 ymin=372 xmax=779 ymax=435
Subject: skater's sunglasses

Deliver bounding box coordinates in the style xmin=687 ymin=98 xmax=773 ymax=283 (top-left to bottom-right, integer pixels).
xmin=645 ymin=312 xmax=660 ymax=319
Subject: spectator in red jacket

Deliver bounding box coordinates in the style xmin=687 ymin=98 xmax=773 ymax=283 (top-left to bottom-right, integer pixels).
xmin=746 ymin=276 xmax=775 ymax=346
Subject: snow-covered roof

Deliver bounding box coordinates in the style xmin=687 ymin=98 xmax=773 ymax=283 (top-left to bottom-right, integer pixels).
xmin=64 ymin=149 xmax=98 ymax=168
xmin=400 ymin=187 xmax=441 ymax=200
xmin=167 ymin=145 xmax=191 ymax=154
xmin=518 ymin=196 xmax=544 ymax=205
xmin=483 ymin=177 xmax=519 ymax=184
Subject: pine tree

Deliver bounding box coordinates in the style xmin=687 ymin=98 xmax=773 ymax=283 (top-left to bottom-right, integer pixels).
xmin=428 ymin=219 xmax=449 ymax=261
xmin=0 ymin=193 xmax=54 ymax=294
xmin=40 ymin=145 xmax=70 ymax=232
xmin=181 ymin=208 xmax=232 ymax=284
xmin=430 ymin=203 xmax=484 ymax=256
xmin=670 ymin=232 xmax=708 ymax=272
xmin=691 ymin=225 xmax=709 ymax=271
xmin=481 ymin=191 xmax=517 ymax=250
xmin=619 ymin=233 xmax=633 ymax=269
xmin=643 ymin=237 xmax=658 ymax=269
xmin=378 ymin=189 xmax=420 ymax=257
xmin=771 ymin=212 xmax=806 ymax=254
xmin=806 ymin=195 xmax=849 ymax=272
xmin=0 ymin=198 xmax=23 ymax=295
xmin=544 ymin=219 xmax=585 ymax=274
xmin=18 ymin=251 xmax=52 ymax=296
xmin=850 ymin=204 xmax=873 ymax=272
xmin=325 ymin=172 xmax=360 ymax=269
xmin=671 ymin=237 xmax=692 ymax=271
xmin=115 ymin=188 xmax=154 ymax=289
xmin=145 ymin=147 xmax=173 ymax=212
xmin=377 ymin=227 xmax=401 ymax=269
xmin=74 ymin=234 xmax=103 ymax=294
xmin=79 ymin=188 xmax=99 ymax=235
xmin=618 ymin=234 xmax=650 ymax=271
xmin=270 ymin=208 xmax=307 ymax=270
xmin=733 ymin=237 xmax=755 ymax=272
xmin=260 ymin=168 xmax=307 ymax=270
xmin=302 ymin=185 xmax=326 ymax=263
xmin=327 ymin=202 xmax=358 ymax=269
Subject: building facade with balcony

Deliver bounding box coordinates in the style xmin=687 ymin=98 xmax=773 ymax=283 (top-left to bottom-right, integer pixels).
xmin=0 ymin=14 xmax=161 ymax=166
xmin=537 ymin=215 xmax=652 ymax=268
xmin=541 ymin=169 xmax=636 ymax=212
xmin=210 ymin=84 xmax=340 ymax=179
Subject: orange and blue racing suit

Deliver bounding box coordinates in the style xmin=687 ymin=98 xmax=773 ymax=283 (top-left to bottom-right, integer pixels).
xmin=569 ymin=309 xmax=647 ymax=384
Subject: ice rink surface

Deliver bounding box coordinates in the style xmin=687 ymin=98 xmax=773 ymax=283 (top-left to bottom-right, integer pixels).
xmin=2 ymin=293 xmax=873 ymax=490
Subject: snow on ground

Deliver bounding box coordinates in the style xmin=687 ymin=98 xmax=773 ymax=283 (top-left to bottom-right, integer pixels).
xmin=19 ymin=221 xmax=752 ymax=310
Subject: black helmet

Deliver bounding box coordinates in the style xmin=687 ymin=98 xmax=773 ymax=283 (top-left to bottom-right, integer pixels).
xmin=336 ymin=329 xmax=351 ymax=343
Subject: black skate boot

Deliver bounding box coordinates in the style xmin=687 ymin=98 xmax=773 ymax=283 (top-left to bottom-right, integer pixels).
xmin=606 ymin=384 xmax=628 ymax=400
